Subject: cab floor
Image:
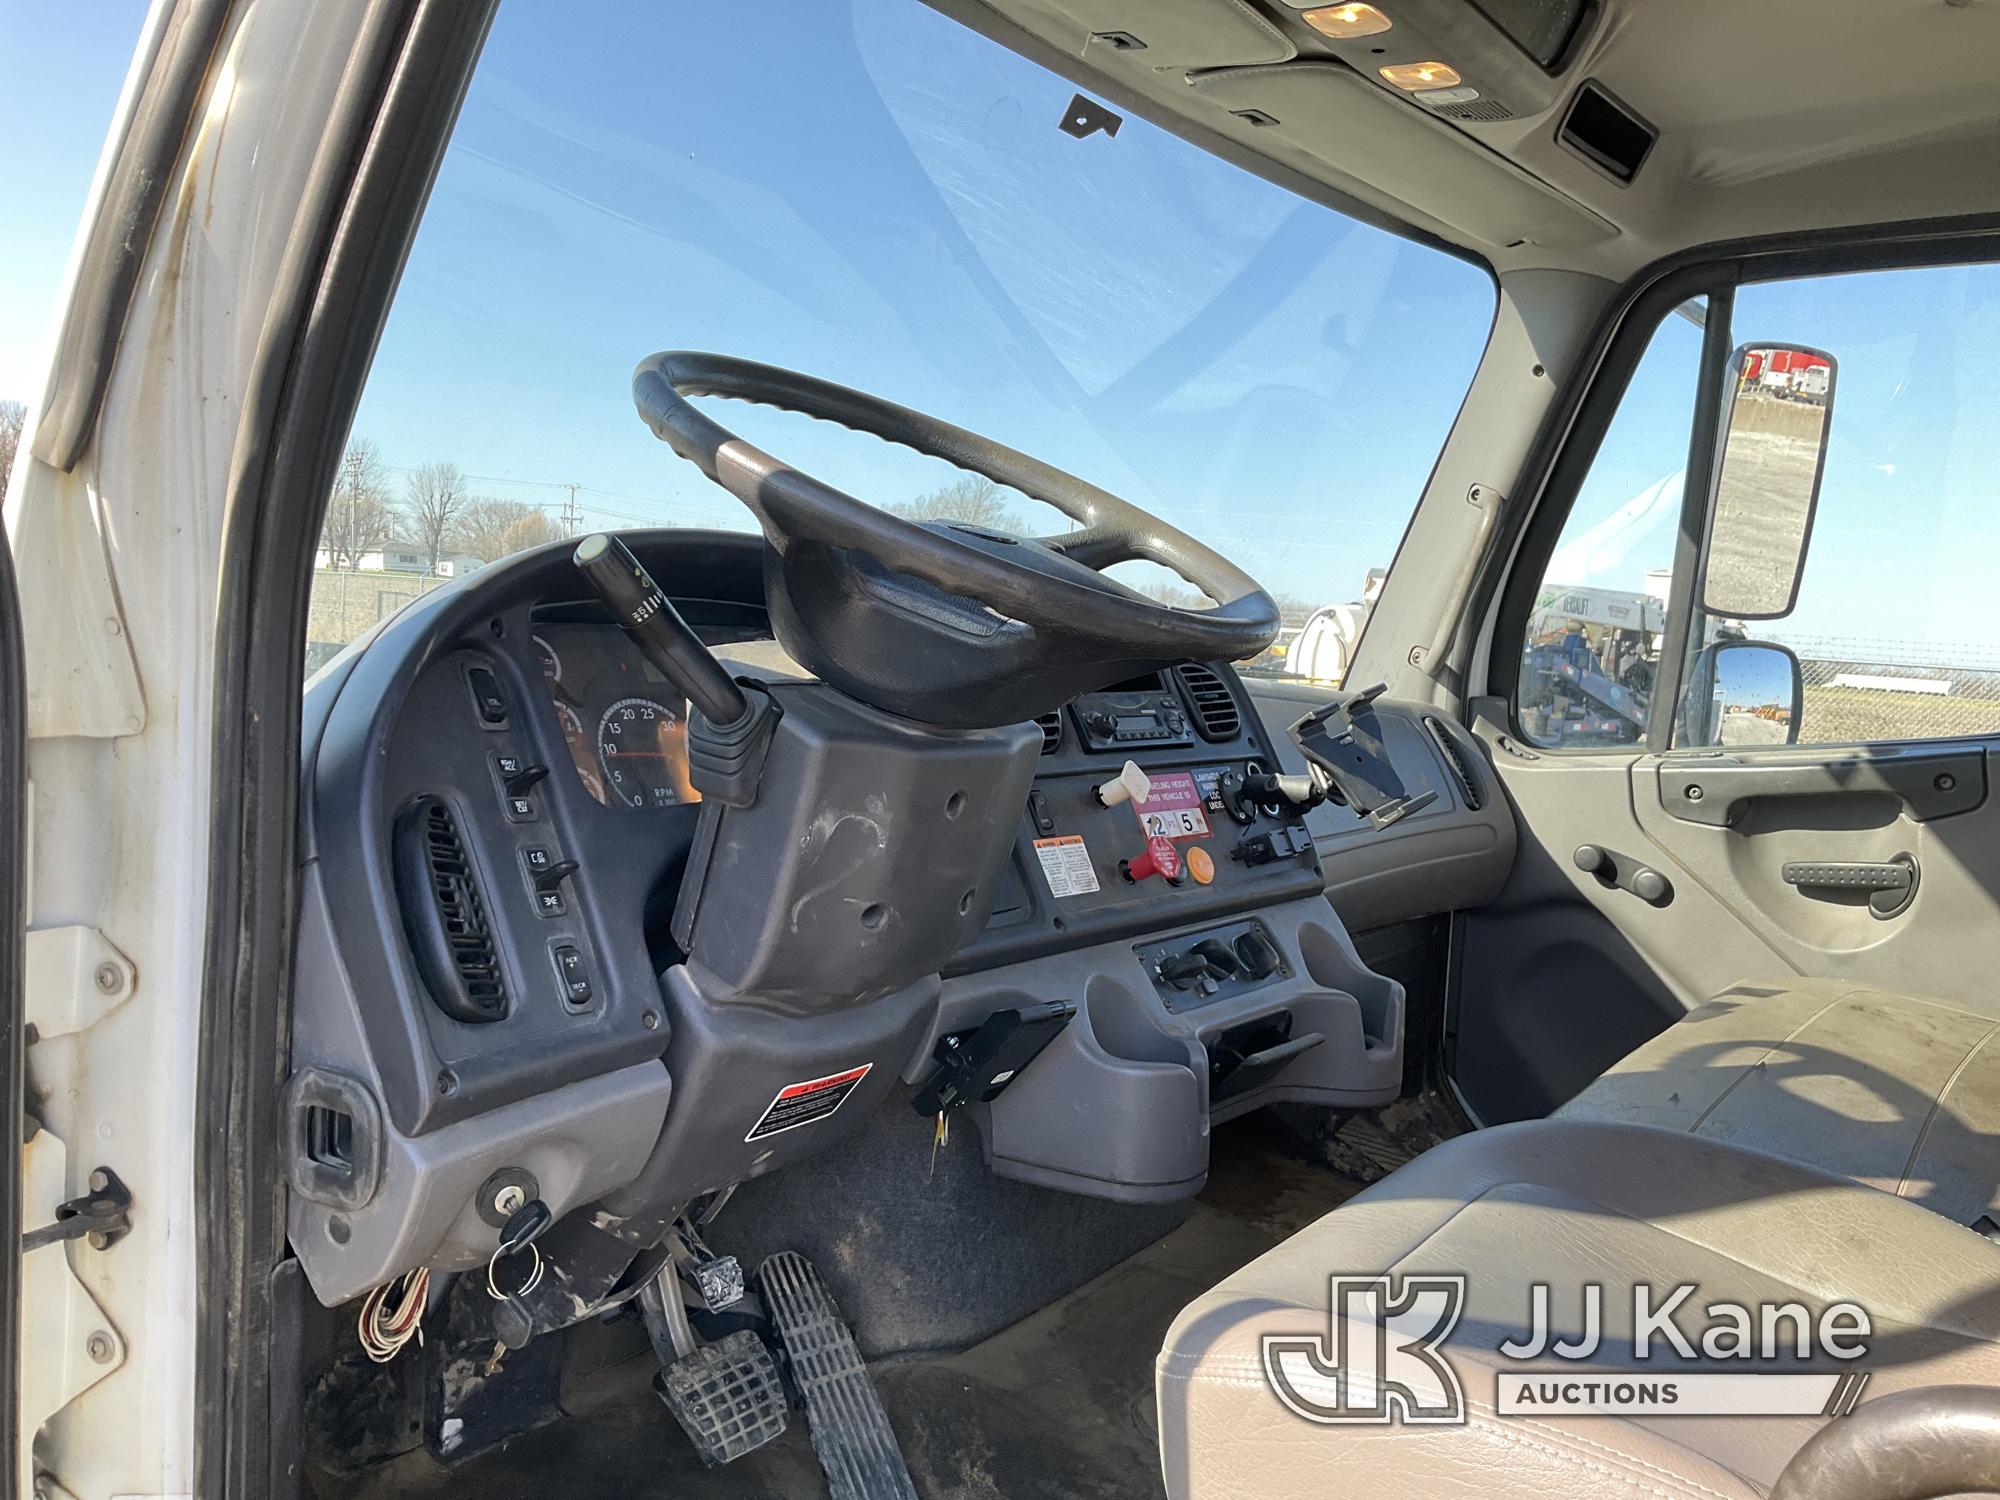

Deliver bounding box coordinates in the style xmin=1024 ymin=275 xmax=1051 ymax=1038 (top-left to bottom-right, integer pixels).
xmin=318 ymin=1125 xmax=1357 ymax=1500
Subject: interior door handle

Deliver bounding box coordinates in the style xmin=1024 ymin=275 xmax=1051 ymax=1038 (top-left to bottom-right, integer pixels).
xmin=1781 ymin=856 xmax=1917 ymax=917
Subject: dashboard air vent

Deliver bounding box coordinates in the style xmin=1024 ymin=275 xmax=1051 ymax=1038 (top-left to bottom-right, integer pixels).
xmin=1175 ymin=663 xmax=1241 ymax=742
xmin=1424 ymin=718 xmax=1485 ymax=812
xmin=393 ymin=796 xmax=509 ymax=1024
xmin=1035 ymin=711 xmax=1064 ymax=755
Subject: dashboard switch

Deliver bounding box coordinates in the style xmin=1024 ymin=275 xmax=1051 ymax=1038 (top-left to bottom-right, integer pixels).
xmin=550 ymin=944 xmax=592 ymax=1008
xmin=467 ymin=667 xmax=509 ymax=725
xmin=1120 ymin=834 xmax=1182 ymax=885
xmin=1230 ymin=825 xmax=1313 ymax=867
xmin=1234 ymin=928 xmax=1282 ymax=980
xmin=1027 ymin=790 xmax=1057 ymax=836
xmin=1189 ymin=937 xmax=1242 ymax=980
xmin=505 ymin=763 xmax=550 ymax=797
xmin=534 ymin=858 xmax=580 ymax=895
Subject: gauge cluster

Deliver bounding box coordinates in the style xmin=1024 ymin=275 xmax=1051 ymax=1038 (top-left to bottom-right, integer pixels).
xmin=532 ymin=623 xmax=701 ymax=810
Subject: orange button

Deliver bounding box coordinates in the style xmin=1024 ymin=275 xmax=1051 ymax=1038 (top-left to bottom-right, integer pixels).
xmin=1185 ymin=845 xmax=1215 ymax=885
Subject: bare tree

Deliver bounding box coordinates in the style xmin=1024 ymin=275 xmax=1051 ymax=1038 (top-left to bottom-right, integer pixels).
xmin=321 ymin=437 xmax=394 ymax=568
xmin=0 ymin=401 xmax=25 ymax=505
xmin=499 ymin=510 xmax=563 ymax=556
xmin=1142 ymin=579 xmax=1315 ymax=623
xmin=455 ymin=497 xmax=546 ymax=562
xmin=400 ymin=460 xmax=468 ymax=574
xmin=885 ymin=474 xmax=1022 ymax=532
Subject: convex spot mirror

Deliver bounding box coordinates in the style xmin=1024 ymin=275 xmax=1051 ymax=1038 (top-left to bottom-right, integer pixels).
xmin=1680 ymin=640 xmax=1803 ymax=747
xmin=1702 ymin=344 xmax=1836 ymax=620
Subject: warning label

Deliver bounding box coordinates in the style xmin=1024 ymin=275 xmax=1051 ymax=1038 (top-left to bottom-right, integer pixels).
xmin=1033 ymin=834 xmax=1100 ymax=897
xmin=1134 ymin=770 xmax=1210 ymax=841
xmin=745 ymin=1064 xmax=873 ymax=1142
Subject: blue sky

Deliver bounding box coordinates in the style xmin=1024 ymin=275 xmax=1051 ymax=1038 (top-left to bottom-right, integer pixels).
xmin=344 ymin=0 xmax=1496 ymax=608
xmin=6 ymin=0 xmax=1996 ymax=654
xmin=0 ymin=1 xmax=152 ymax=401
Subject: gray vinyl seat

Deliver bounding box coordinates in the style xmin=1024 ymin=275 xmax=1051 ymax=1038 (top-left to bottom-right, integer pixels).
xmin=1158 ymin=979 xmax=2000 ymax=1497
xmin=1156 ymin=1117 xmax=2000 ymax=1499
xmin=1558 ymin=978 xmax=2000 ymax=1227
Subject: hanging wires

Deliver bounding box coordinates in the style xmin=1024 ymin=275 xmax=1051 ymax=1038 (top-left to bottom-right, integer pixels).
xmin=357 ymin=1267 xmax=431 ymax=1363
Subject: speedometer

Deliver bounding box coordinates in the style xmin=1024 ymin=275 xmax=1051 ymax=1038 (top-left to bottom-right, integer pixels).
xmin=596 ymin=697 xmax=696 ymax=808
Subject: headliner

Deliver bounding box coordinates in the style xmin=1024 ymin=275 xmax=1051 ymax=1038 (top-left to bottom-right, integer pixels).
xmin=936 ymin=0 xmax=2000 ymax=280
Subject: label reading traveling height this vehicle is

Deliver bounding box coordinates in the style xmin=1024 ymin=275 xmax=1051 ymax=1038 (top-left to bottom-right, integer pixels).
xmin=745 ymin=1064 xmax=874 ymax=1141
xmin=1133 ymin=770 xmax=1210 ymax=840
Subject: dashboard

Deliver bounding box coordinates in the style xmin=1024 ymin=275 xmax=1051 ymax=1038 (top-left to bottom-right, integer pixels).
xmin=282 ymin=529 xmax=1515 ymax=1312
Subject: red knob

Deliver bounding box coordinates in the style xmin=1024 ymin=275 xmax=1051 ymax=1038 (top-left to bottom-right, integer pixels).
xmin=1122 ymin=835 xmax=1183 ymax=885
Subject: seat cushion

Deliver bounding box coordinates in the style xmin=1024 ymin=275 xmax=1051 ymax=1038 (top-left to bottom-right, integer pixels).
xmin=1559 ymin=978 xmax=2000 ymax=1226
xmin=1157 ymin=1118 xmax=2000 ymax=1499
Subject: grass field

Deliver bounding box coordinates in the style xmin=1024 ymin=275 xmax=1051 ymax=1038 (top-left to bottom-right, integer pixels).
xmin=1800 ymin=685 xmax=2000 ymax=745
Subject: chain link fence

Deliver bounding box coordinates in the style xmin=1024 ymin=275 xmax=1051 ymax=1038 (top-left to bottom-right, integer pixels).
xmin=306 ymin=568 xmax=452 ymax=674
xmin=1776 ymin=636 xmax=2000 ymax=745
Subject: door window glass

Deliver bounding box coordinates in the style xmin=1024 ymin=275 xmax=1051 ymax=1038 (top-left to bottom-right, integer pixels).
xmin=1725 ymin=263 xmax=2000 ymax=745
xmin=1516 ymin=305 xmax=1702 ymax=747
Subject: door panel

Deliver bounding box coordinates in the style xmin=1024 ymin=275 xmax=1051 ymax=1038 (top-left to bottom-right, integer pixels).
xmin=1454 ymin=699 xmax=1782 ymax=1121
xmin=1456 ymin=258 xmax=2000 ymax=1123
xmin=1461 ymin=710 xmax=2000 ymax=1123
xmin=1631 ymin=742 xmax=2000 ymax=1002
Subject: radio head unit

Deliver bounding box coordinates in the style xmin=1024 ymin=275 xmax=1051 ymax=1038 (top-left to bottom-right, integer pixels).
xmin=1071 ymin=672 xmax=1194 ymax=752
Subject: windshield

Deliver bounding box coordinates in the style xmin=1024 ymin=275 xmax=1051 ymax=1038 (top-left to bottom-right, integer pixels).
xmin=311 ymin=0 xmax=1495 ymax=679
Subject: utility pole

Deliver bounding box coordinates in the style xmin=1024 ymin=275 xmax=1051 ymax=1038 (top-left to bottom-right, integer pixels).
xmin=560 ymin=483 xmax=582 ymax=534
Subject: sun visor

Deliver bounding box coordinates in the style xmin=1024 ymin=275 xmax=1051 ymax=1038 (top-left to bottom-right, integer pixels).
xmin=1006 ymin=0 xmax=1294 ymax=72
xmin=1190 ymin=62 xmax=1616 ymax=251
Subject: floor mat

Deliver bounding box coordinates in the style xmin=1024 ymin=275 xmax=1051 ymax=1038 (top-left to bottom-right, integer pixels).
xmin=314 ymin=1125 xmax=1360 ymax=1500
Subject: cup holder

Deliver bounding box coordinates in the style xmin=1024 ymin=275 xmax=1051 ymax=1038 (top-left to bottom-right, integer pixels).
xmin=1086 ymin=974 xmax=1197 ymax=1068
xmin=974 ymin=975 xmax=1208 ymax=1202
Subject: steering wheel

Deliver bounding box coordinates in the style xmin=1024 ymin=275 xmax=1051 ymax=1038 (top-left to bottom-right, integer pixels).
xmin=631 ymin=352 xmax=1280 ymax=729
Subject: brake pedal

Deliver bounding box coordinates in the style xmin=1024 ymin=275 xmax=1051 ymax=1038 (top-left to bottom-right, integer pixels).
xmin=758 ymin=1251 xmax=918 ymax=1500
xmin=653 ymin=1328 xmax=789 ymax=1467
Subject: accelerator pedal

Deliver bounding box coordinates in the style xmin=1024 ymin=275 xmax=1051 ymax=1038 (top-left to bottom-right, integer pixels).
xmin=654 ymin=1328 xmax=790 ymax=1467
xmin=758 ymin=1251 xmax=918 ymax=1500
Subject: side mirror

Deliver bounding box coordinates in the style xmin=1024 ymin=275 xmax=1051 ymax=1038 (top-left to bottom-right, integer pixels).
xmin=1701 ymin=343 xmax=1835 ymax=620
xmin=1680 ymin=640 xmax=1803 ymax=747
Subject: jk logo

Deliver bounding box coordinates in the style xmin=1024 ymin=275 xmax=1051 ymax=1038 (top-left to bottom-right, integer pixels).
xmin=1261 ymin=1274 xmax=1468 ymax=1425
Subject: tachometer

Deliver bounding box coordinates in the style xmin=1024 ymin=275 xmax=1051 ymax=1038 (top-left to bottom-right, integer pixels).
xmin=596 ymin=697 xmax=696 ymax=808
xmin=554 ymin=701 xmax=607 ymax=804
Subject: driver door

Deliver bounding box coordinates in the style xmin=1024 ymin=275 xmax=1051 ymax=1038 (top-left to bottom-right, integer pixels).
xmin=1452 ymin=256 xmax=2000 ymax=1124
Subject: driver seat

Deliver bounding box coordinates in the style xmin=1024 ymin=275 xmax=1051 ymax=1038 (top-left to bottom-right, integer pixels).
xmin=1156 ymin=1118 xmax=2000 ymax=1498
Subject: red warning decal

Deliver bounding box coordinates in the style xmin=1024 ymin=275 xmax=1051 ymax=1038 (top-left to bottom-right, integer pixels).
xmin=745 ymin=1063 xmax=873 ymax=1142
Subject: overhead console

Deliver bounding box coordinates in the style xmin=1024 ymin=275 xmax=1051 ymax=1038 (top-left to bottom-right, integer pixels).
xmin=983 ymin=0 xmax=1617 ymax=257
